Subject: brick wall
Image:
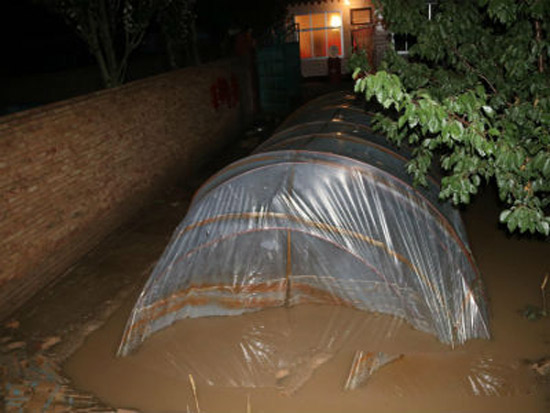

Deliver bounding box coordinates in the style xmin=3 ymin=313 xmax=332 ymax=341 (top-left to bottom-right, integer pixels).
xmin=0 ymin=60 xmax=251 ymax=320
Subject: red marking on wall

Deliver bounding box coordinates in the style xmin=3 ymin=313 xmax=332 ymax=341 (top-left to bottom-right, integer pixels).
xmin=211 ymin=76 xmax=240 ymax=110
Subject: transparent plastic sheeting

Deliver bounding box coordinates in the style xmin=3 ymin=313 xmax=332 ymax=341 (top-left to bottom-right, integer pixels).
xmin=118 ymin=92 xmax=490 ymax=376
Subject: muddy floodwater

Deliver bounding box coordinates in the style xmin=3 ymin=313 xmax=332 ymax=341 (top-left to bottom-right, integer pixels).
xmin=64 ymin=188 xmax=550 ymax=413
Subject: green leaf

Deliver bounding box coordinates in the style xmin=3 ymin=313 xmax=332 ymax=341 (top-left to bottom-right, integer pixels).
xmin=398 ymin=114 xmax=407 ymax=129
xmin=449 ymin=121 xmax=464 ymax=141
xmin=543 ymin=158 xmax=550 ymax=177
xmin=536 ymin=221 xmax=550 ymax=236
xmin=507 ymin=214 xmax=518 ymax=232
xmin=499 ymin=209 xmax=512 ymax=222
xmin=488 ymin=128 xmax=500 ymax=137
xmin=482 ymin=105 xmax=495 ymax=117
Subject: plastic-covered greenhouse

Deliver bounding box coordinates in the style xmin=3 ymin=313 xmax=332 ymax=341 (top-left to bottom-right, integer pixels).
xmin=118 ymin=92 xmax=490 ymax=364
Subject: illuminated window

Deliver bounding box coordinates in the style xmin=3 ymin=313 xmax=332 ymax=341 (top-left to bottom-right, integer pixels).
xmin=294 ymin=12 xmax=343 ymax=59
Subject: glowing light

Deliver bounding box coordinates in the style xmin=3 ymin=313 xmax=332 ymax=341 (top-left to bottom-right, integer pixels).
xmin=344 ymin=0 xmax=350 ymax=5
xmin=330 ymin=14 xmax=342 ymax=27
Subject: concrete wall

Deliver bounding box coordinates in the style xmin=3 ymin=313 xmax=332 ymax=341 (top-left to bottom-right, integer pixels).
xmin=0 ymin=59 xmax=251 ymax=321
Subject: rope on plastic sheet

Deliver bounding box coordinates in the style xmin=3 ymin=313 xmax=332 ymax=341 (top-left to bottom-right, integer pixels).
xmin=174 ymin=211 xmax=445 ymax=310
xmin=119 ymin=280 xmax=354 ymax=353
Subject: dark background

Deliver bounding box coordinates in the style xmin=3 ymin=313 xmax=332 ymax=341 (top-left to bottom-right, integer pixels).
xmin=0 ymin=0 xmax=288 ymax=114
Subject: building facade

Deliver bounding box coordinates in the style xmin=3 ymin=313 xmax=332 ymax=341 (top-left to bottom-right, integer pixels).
xmin=287 ymin=0 xmax=390 ymax=77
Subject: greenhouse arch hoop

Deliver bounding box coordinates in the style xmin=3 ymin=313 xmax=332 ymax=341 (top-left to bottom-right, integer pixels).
xmin=118 ymin=92 xmax=490 ymax=357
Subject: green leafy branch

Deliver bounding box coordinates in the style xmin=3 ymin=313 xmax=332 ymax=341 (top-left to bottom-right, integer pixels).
xmin=353 ymin=70 xmax=550 ymax=236
xmin=352 ymin=0 xmax=550 ymax=237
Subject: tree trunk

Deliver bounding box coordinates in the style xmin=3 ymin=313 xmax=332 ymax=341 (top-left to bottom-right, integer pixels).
xmin=189 ymin=21 xmax=201 ymax=65
xmin=535 ymin=20 xmax=545 ymax=73
xmin=163 ymin=30 xmax=179 ymax=69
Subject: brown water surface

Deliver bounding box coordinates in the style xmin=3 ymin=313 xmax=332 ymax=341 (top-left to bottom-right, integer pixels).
xmin=64 ymin=188 xmax=550 ymax=413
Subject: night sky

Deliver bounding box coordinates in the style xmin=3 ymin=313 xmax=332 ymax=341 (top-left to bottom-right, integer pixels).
xmin=0 ymin=1 xmax=93 ymax=76
xmin=0 ymin=0 xmax=287 ymax=113
xmin=0 ymin=0 xmax=287 ymax=76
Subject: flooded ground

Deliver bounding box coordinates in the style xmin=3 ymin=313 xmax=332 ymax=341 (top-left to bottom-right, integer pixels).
xmin=62 ymin=185 xmax=550 ymax=413
xmin=6 ymin=85 xmax=548 ymax=412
